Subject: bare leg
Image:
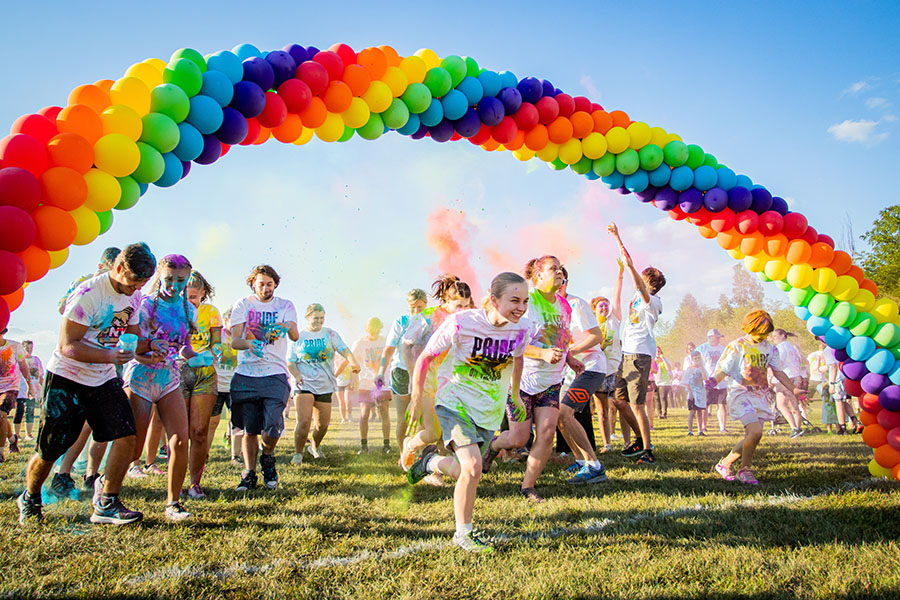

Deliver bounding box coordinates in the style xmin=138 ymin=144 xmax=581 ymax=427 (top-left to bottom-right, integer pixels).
xmin=359 ymin=402 xmax=371 ymax=442
xmin=557 ymin=404 xmax=597 ymax=462
xmin=378 ymin=399 xmax=391 ymax=444
xmin=720 ymin=422 xmax=763 ymax=470
xmin=292 ymin=393 xmax=315 ymax=453
xmin=521 ymin=406 xmax=559 ymax=490
xmin=430 ymin=443 xmax=481 ymax=526
xmin=57 ymin=423 xmax=92 ymax=475
xmin=393 ymin=393 xmax=410 ymax=447
xmin=157 ymin=389 xmax=189 ymax=504
xmin=185 ymin=392 xmax=216 ymax=487
xmin=311 ymin=400 xmax=332 ymax=448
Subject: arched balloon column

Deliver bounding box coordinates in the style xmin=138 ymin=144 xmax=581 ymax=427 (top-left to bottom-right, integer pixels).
xmin=0 ymin=42 xmax=898 ymax=479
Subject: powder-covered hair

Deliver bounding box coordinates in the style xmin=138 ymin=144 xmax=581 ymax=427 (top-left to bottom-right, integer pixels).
xmin=246 ymin=264 xmax=280 ymax=289
xmin=432 ymin=274 xmax=471 ymax=302
xmin=187 ymin=270 xmax=215 ymax=302
xmin=524 ymin=255 xmax=559 ymax=283
xmin=742 ymin=309 xmax=774 ymax=337
xmin=306 ymin=303 xmax=325 ymax=316
xmin=489 ymin=272 xmax=526 ymax=299
xmin=150 ymin=254 xmax=197 ymax=336
xmin=99 ymin=247 xmax=121 ymax=269
xmin=115 ymin=242 xmax=156 ymax=280
xmin=407 ymin=288 xmax=427 ymax=304
xmin=590 ymin=296 xmax=609 ymax=312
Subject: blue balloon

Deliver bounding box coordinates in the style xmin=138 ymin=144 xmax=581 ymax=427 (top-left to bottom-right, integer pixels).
xmin=429 ymin=120 xmax=455 ymax=143
xmin=636 ymin=186 xmax=658 ymax=202
xmin=692 ymin=165 xmax=717 ymax=191
xmin=498 ymin=71 xmax=518 ymax=90
xmin=794 ymin=306 xmax=812 ymax=321
xmin=601 ymin=171 xmax=625 ymax=189
xmin=186 ymin=95 xmax=224 ymax=135
xmin=206 ymin=51 xmax=243 ymax=85
xmin=516 ymin=77 xmax=542 ymax=104
xmin=194 ymin=134 xmax=221 ymax=164
xmin=420 ymin=98 xmax=444 ymax=127
xmin=456 ymin=77 xmax=484 ymax=106
xmin=282 ymin=44 xmax=310 ymax=66
xmin=229 ymin=81 xmax=265 ymax=118
xmin=137 ymin=181 xmax=149 ymax=196
xmin=242 ymin=57 xmax=274 ymax=91
xmin=715 ymin=166 xmax=737 ymax=190
xmin=441 ymin=90 xmax=468 ymax=121
xmin=477 ymin=96 xmax=505 ymax=126
xmin=727 ymin=186 xmax=752 ymax=211
xmin=654 ymin=186 xmax=680 ymax=210
xmin=669 ymin=165 xmax=694 ymax=191
xmin=396 ymin=113 xmax=421 ymax=136
xmin=200 ymin=70 xmax=234 ymax=107
xmin=624 ymin=170 xmax=649 ymax=193
xmin=679 ymin=188 xmax=704 ymax=213
xmin=584 ymin=171 xmax=600 ymax=181
xmin=704 ymin=187 xmax=729 ymax=212
xmin=735 ymin=174 xmax=753 ymax=189
xmin=153 ymin=152 xmax=183 ymax=188
xmin=648 ymin=164 xmax=671 ymax=187
xmin=265 ymin=50 xmax=297 ymax=88
xmin=541 ymin=79 xmax=556 ymax=97
xmin=866 ymin=349 xmax=895 ymax=375
xmin=173 ymin=122 xmax=204 ymax=162
xmin=807 ymin=316 xmax=832 ymax=337
xmin=453 ymin=108 xmax=482 ymax=138
xmin=498 ymin=87 xmax=523 ymax=114
xmin=233 ymin=43 xmax=262 ymax=61
xmin=847 ymin=336 xmax=877 ymax=362
xmin=770 ymin=196 xmax=789 ymax=215
xmin=305 ymin=45 xmax=320 ymax=57
xmin=824 ymin=326 xmax=853 ymax=349
xmin=477 ymin=71 xmax=502 ymax=98
xmin=750 ymin=187 xmax=773 ymax=213
xmin=215 ymin=108 xmax=248 ymax=145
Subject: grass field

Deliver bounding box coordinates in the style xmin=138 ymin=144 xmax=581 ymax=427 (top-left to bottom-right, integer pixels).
xmin=2 ymin=403 xmax=899 ymax=600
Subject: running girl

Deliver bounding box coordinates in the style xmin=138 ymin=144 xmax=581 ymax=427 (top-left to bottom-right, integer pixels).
xmin=352 ymin=318 xmax=391 ymax=454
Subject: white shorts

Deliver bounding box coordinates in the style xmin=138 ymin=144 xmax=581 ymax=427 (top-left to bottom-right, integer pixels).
xmin=124 ymin=363 xmax=180 ymax=403
xmin=728 ymin=390 xmax=775 ymax=426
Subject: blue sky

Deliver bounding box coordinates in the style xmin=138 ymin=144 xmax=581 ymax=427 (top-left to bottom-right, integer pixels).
xmin=3 ymin=1 xmax=899 ymax=360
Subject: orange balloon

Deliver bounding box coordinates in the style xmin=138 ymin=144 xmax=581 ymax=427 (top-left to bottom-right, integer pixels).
xmin=56 ymin=104 xmax=103 ymax=145
xmin=591 ymin=110 xmax=613 ymax=134
xmin=716 ymin=229 xmax=741 ymax=250
xmin=323 ymin=81 xmax=353 ymax=113
xmin=609 ymin=110 xmax=631 ymax=128
xmin=808 ymin=241 xmax=835 ymax=268
xmin=859 ymin=410 xmax=878 ymax=427
xmin=40 ymin=166 xmax=88 ymax=210
xmin=862 ymin=423 xmax=888 ymax=448
xmin=828 ymin=250 xmax=853 ymax=275
xmin=875 ymin=443 xmax=900 ymax=469
xmin=698 ymin=224 xmax=718 ymax=239
xmin=253 ymin=126 xmax=271 ymax=145
xmin=846 ymin=265 xmax=865 ymax=283
xmin=570 ymin=111 xmax=593 ymax=139
xmin=17 ymin=245 xmax=50 ymax=282
xmin=524 ymin=124 xmax=549 ymax=151
xmin=342 ymin=65 xmax=371 ymax=96
xmin=357 ymin=48 xmax=388 ymax=79
xmin=68 ymin=84 xmax=111 ymax=114
xmin=272 ymin=114 xmax=303 ymax=143
xmin=481 ymin=138 xmax=500 ymax=151
xmin=785 ymin=239 xmax=812 ymax=265
xmin=31 ymin=205 xmax=77 ymax=251
xmin=378 ymin=45 xmax=401 ymax=67
xmin=1 ymin=286 xmax=24 ymax=311
xmin=893 ymin=462 xmax=900 ymax=481
xmin=46 ymin=132 xmax=94 ymax=173
xmin=764 ymin=233 xmax=788 ymax=258
xmin=860 ymin=279 xmax=878 ymax=296
xmin=94 ymin=79 xmax=114 ymax=94
xmin=505 ymin=130 xmax=526 ymax=151
xmin=740 ymin=231 xmax=764 ymax=255
xmin=299 ymin=97 xmax=327 ymax=128
xmin=547 ymin=117 xmax=574 ymax=144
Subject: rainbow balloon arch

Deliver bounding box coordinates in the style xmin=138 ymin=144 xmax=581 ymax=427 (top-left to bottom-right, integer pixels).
xmin=0 ymin=42 xmax=899 ymax=478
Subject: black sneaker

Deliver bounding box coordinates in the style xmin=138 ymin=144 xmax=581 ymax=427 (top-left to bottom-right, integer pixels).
xmin=90 ymin=496 xmax=143 ymax=525
xmin=49 ymin=473 xmax=76 ymax=497
xmin=17 ymin=492 xmax=44 ymax=525
xmin=407 ymin=445 xmax=437 ymax=485
xmin=83 ymin=473 xmax=100 ymax=493
xmin=637 ymin=449 xmax=656 ymax=464
xmin=8 ymin=435 xmax=19 ymax=453
xmin=383 ymin=441 xmax=392 ymax=454
xmin=236 ymin=469 xmax=258 ymax=492
xmin=621 ymin=441 xmax=644 ymax=458
xmin=481 ymin=437 xmax=500 ymax=474
xmin=260 ymin=455 xmax=278 ymax=490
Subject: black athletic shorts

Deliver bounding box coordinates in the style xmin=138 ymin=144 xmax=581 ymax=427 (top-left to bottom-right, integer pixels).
xmin=296 ymin=390 xmax=333 ymax=403
xmin=562 ymin=371 xmax=606 ymax=412
xmin=212 ymin=392 xmax=229 ymax=417
xmin=36 ymin=371 xmax=136 ymax=462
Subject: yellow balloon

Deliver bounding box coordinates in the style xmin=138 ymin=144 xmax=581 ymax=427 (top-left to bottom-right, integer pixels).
xmin=381 ymin=66 xmax=409 ymax=98
xmin=399 ymin=56 xmax=427 ymax=84
xmin=292 ymin=126 xmax=314 ymax=146
xmin=69 ymin=206 xmax=101 ymax=246
xmin=872 ymin=298 xmax=899 ymax=324
xmin=110 ymin=77 xmax=151 ymax=116
xmin=626 ymin=122 xmax=652 ymax=150
xmin=83 ymin=168 xmax=122 ymax=211
xmin=414 ymin=48 xmax=441 ymax=70
xmin=362 ymin=81 xmax=393 ymax=113
xmin=315 ymin=112 xmax=345 ymax=142
xmin=341 ymin=97 xmax=371 ymax=129
xmin=728 ymin=248 xmax=745 ymax=260
xmin=786 ymin=264 xmax=814 ymax=288
xmin=764 ymin=258 xmax=790 ymax=281
xmin=513 ymin=147 xmax=535 ymax=162
xmin=93 ymin=134 xmax=141 ymax=178
xmin=581 ymin=132 xmax=608 ymax=160
xmin=144 ymin=58 xmax=167 ymax=74
xmin=649 ymin=127 xmax=669 ymax=148
xmin=743 ymin=254 xmax=768 ymax=273
xmin=851 ymin=288 xmax=877 ymax=312
xmin=558 ymin=138 xmax=583 ymax=165
xmin=831 ymin=274 xmax=860 ymax=302
xmin=811 ymin=267 xmax=838 ymax=294
xmin=536 ymin=141 xmax=559 ymax=162
xmin=605 ymin=127 xmax=630 ymax=154
xmin=869 ymin=458 xmax=893 ymax=478
xmin=100 ymin=104 xmax=143 ymax=140
xmin=48 ymin=247 xmax=69 ymax=269
xmin=124 ymin=62 xmax=163 ymax=91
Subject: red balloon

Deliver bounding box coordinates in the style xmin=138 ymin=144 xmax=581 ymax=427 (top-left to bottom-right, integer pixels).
xmin=469 ymin=124 xmax=492 ymax=145
xmin=0 ymin=167 xmax=41 ymax=211
xmin=735 ymin=210 xmax=759 ymax=234
xmin=668 ymin=206 xmax=688 ymax=221
xmin=297 ymin=61 xmax=330 ymax=96
xmin=535 ymin=96 xmax=559 ymax=125
xmin=257 ymin=92 xmax=288 ymax=128
xmin=709 ymin=210 xmax=736 ymax=233
xmin=277 ymin=78 xmax=312 ymax=114
xmin=573 ymin=96 xmax=592 ymax=113
xmin=782 ymin=212 xmax=808 ymax=238
xmin=686 ymin=207 xmax=712 ymax=226
xmin=240 ymin=118 xmax=261 ymax=146
xmin=817 ymin=234 xmax=835 ymax=248
xmin=860 ymin=392 xmax=882 ymax=413
xmin=591 ymin=102 xmax=603 ymax=112
xmin=38 ymin=106 xmax=63 ymax=121
xmin=844 ymin=378 xmax=863 ymax=398
xmin=328 ymin=43 xmax=357 ymax=66
xmin=0 ymin=250 xmax=27 ymax=295
xmin=312 ymin=51 xmax=344 ymax=81
xmin=11 ymin=114 xmax=58 ymax=144
xmin=31 ymin=204 xmax=77 ymax=251
xmin=0 ymin=134 xmax=49 ymax=176
xmin=758 ymin=210 xmax=784 ymax=235
xmin=0 ymin=206 xmax=36 ymax=252
xmin=888 ymin=427 xmax=900 ymax=451
xmin=0 ymin=297 xmax=9 ymax=331
xmin=800 ymin=225 xmax=818 ymax=245
xmin=877 ymin=409 xmax=900 ymax=431
xmin=491 ymin=117 xmax=518 ymax=145
xmin=512 ymin=102 xmax=539 ymax=132
xmin=554 ymin=93 xmax=575 ymax=118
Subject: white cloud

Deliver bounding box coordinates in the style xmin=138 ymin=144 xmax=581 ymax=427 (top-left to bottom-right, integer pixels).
xmin=866 ymin=97 xmax=891 ymax=110
xmin=883 ymin=114 xmax=898 ymax=122
xmin=843 ymin=81 xmax=870 ymax=96
xmin=580 ymin=75 xmax=602 ymax=101
xmin=827 ymin=119 xmax=889 ymax=144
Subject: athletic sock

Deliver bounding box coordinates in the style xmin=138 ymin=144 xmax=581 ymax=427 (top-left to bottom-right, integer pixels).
xmin=575 ymin=460 xmax=585 ymax=466
xmin=383 ymin=439 xmax=390 ymax=448
xmin=425 ymin=455 xmax=440 ymax=474
xmin=360 ymin=439 xmax=368 ymax=448
xmin=587 ymin=461 xmax=601 ymax=469
xmin=456 ymin=522 xmax=474 ymax=536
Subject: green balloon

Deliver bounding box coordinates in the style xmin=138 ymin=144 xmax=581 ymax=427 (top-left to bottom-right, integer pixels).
xmin=550 ymin=158 xmax=567 ymax=171
xmin=788 ymin=286 xmax=815 ymax=307
xmin=874 ymin=322 xmax=900 ymax=349
xmin=592 ymin=154 xmax=616 ymax=177
xmin=401 ymin=83 xmax=432 ymax=114
xmin=115 ymin=176 xmax=141 ymax=210
xmin=829 ymin=302 xmax=857 ymax=328
xmin=357 ymin=113 xmax=385 ymax=140
xmin=441 ymin=56 xmax=467 ymax=88
xmin=808 ymin=293 xmax=836 ymax=317
xmin=132 ymin=142 xmax=165 ymax=184
xmin=615 ymin=149 xmax=640 ymax=175
xmin=703 ymin=153 xmax=718 ymax=168
xmin=757 ymin=272 xmax=772 ymax=283
xmin=164 ymin=58 xmax=203 ymax=97
xmin=464 ymin=56 xmax=480 ymax=78
xmin=775 ymin=280 xmax=791 ymax=292
xmin=171 ymin=48 xmax=207 ymax=74
xmin=97 ymin=210 xmax=113 ymax=235
xmin=140 ymin=113 xmax=180 ymax=153
xmin=570 ymin=155 xmax=593 ymax=175
xmin=150 ymin=84 xmax=191 ymax=123
xmin=638 ymin=144 xmax=664 ymax=171
xmin=685 ymin=144 xmax=705 ymax=169
xmin=663 ymin=140 xmax=688 ymax=167
xmin=423 ymin=68 xmax=452 ymax=98
xmin=849 ymin=312 xmax=878 ymax=337
xmin=381 ymin=98 xmax=410 ymax=129
xmin=337 ymin=126 xmax=354 ymax=143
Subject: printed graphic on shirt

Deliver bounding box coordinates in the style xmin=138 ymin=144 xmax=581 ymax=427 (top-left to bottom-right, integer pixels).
xmin=96 ymin=306 xmax=135 ymax=347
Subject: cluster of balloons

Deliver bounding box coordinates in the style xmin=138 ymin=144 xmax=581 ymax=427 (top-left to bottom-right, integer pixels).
xmin=0 ymin=41 xmax=898 ymax=479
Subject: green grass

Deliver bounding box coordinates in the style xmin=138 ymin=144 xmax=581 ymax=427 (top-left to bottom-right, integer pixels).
xmin=2 ymin=404 xmax=899 ymax=600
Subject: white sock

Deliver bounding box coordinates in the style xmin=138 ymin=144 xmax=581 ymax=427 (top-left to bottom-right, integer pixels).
xmin=425 ymin=455 xmax=440 ymax=474
xmin=575 ymin=459 xmax=585 ymax=466
xmin=456 ymin=522 xmax=473 ymax=536
xmin=587 ymin=461 xmax=601 ymax=469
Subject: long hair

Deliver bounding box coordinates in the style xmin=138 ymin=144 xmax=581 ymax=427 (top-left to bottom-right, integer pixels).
xmin=150 ymin=254 xmax=198 ymax=336
xmin=524 ymin=255 xmax=559 ymax=284
xmin=187 ymin=270 xmax=215 ymax=302
xmin=431 ymin=274 xmax=471 ymax=302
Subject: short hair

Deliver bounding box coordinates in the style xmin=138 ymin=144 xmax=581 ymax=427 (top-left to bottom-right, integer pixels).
xmin=23 ymin=339 xmax=33 ymax=345
xmin=590 ymin=296 xmax=609 ymax=311
xmin=641 ymin=267 xmax=666 ymax=295
xmin=100 ymin=247 xmax=121 ymax=268
xmin=306 ymin=303 xmax=325 ymax=316
xmin=742 ymin=309 xmax=774 ymax=336
xmin=407 ymin=288 xmax=427 ymax=303
xmin=246 ymin=265 xmax=280 ymax=289
xmin=116 ymin=242 xmax=156 ymax=280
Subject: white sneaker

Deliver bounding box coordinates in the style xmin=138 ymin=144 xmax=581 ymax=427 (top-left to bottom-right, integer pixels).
xmin=126 ymin=465 xmax=147 ymax=479
xmin=165 ymin=502 xmax=192 ymax=522
xmin=423 ymin=472 xmax=444 ymax=487
xmin=290 ymin=453 xmax=303 ymax=465
xmin=307 ymin=444 xmax=325 ymax=459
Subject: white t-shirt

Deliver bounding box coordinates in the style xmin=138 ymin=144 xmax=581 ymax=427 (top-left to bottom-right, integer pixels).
xmin=777 ymin=341 xmax=803 ymax=379
xmin=600 ymin=315 xmax=623 ymax=372
xmin=807 ymin=350 xmax=826 ymax=382
xmin=216 ymin=328 xmax=237 ymax=392
xmin=621 ymin=292 xmax=662 ymax=356
xmin=0 ymin=340 xmax=26 ymax=394
xmin=353 ymin=335 xmax=386 ymax=390
xmin=715 ymin=336 xmax=783 ymax=396
xmin=683 ymin=365 xmax=707 ymax=407
xmin=567 ymin=295 xmax=606 ymax=375
xmin=48 ymin=273 xmax=142 ymax=386
xmin=425 ymin=309 xmax=533 ymax=431
xmin=385 ymin=314 xmax=413 ymax=372
xmin=522 ymin=289 xmax=572 ymax=395
xmin=696 ymin=341 xmax=727 ymax=390
xmin=287 ymin=328 xmax=348 ymax=394
xmin=230 ymin=295 xmax=297 ymax=378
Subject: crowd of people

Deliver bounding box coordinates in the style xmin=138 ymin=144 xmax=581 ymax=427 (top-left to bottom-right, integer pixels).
xmin=0 ymin=223 xmax=859 ymax=553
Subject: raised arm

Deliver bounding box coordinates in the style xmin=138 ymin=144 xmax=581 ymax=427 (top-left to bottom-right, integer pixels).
xmin=612 ymin=258 xmax=624 ymax=321
xmin=608 ymin=222 xmax=650 ymax=303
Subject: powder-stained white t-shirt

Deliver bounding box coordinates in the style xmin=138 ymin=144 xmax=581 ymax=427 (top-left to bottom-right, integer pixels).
xmin=288 ymin=328 xmax=349 ymax=394
xmin=522 ymin=289 xmax=572 ymax=394
xmin=621 ymin=292 xmax=662 ymax=356
xmin=567 ymin=295 xmax=606 ymax=375
xmin=230 ymin=295 xmax=297 ymax=378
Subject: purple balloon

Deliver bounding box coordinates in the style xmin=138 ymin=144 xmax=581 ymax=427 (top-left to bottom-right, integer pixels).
xmin=679 ymin=188 xmax=704 ymax=213
xmin=862 ymin=372 xmax=891 ymax=395
xmin=728 ymin=186 xmax=752 ymax=212
xmin=411 ymin=123 xmax=429 ymax=140
xmin=215 ymin=108 xmax=248 ymax=145
xmin=477 ymin=97 xmax=505 ymax=126
xmin=454 ymin=108 xmax=482 ymax=138
xmin=194 ymin=134 xmax=221 ymax=165
xmin=305 ymin=45 xmax=320 ymax=56
xmin=750 ymin=187 xmax=773 ymax=213
xmin=230 ymin=81 xmax=266 ymax=118
xmin=770 ymin=196 xmax=789 ymax=215
xmin=703 ymin=187 xmax=729 ymax=212
xmin=541 ymin=79 xmax=555 ymax=97
xmin=635 ymin=186 xmax=658 ymax=203
xmin=242 ymin=57 xmax=275 ymax=91
xmin=654 ymin=187 xmax=679 ymax=210
xmin=554 ymin=87 xmax=564 ymax=96
xmin=266 ymin=51 xmax=297 ymax=88
xmin=516 ymin=77 xmax=542 ymax=104
xmin=498 ymin=87 xmax=523 ymax=115
xmin=617 ymin=186 xmax=630 ymax=195
xmin=282 ymin=44 xmax=310 ymax=67
xmin=180 ymin=160 xmax=191 ymax=179
xmin=841 ymin=360 xmax=868 ymax=381
xmin=879 ymin=385 xmax=900 ymax=411
xmin=429 ymin=120 xmax=455 ymax=143
xmin=834 ymin=348 xmax=849 ymax=363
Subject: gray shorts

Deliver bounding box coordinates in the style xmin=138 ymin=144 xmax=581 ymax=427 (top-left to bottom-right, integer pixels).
xmin=390 ymin=368 xmax=410 ymax=396
xmin=600 ymin=372 xmax=618 ymax=395
xmin=435 ymin=404 xmax=495 ymax=451
xmin=229 ymin=373 xmax=290 ymax=438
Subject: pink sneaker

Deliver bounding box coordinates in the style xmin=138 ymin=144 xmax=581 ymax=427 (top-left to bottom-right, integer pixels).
xmin=714 ymin=462 xmax=735 ymax=481
xmin=144 ymin=464 xmax=166 ymax=476
xmin=735 ymin=468 xmax=758 ymax=485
